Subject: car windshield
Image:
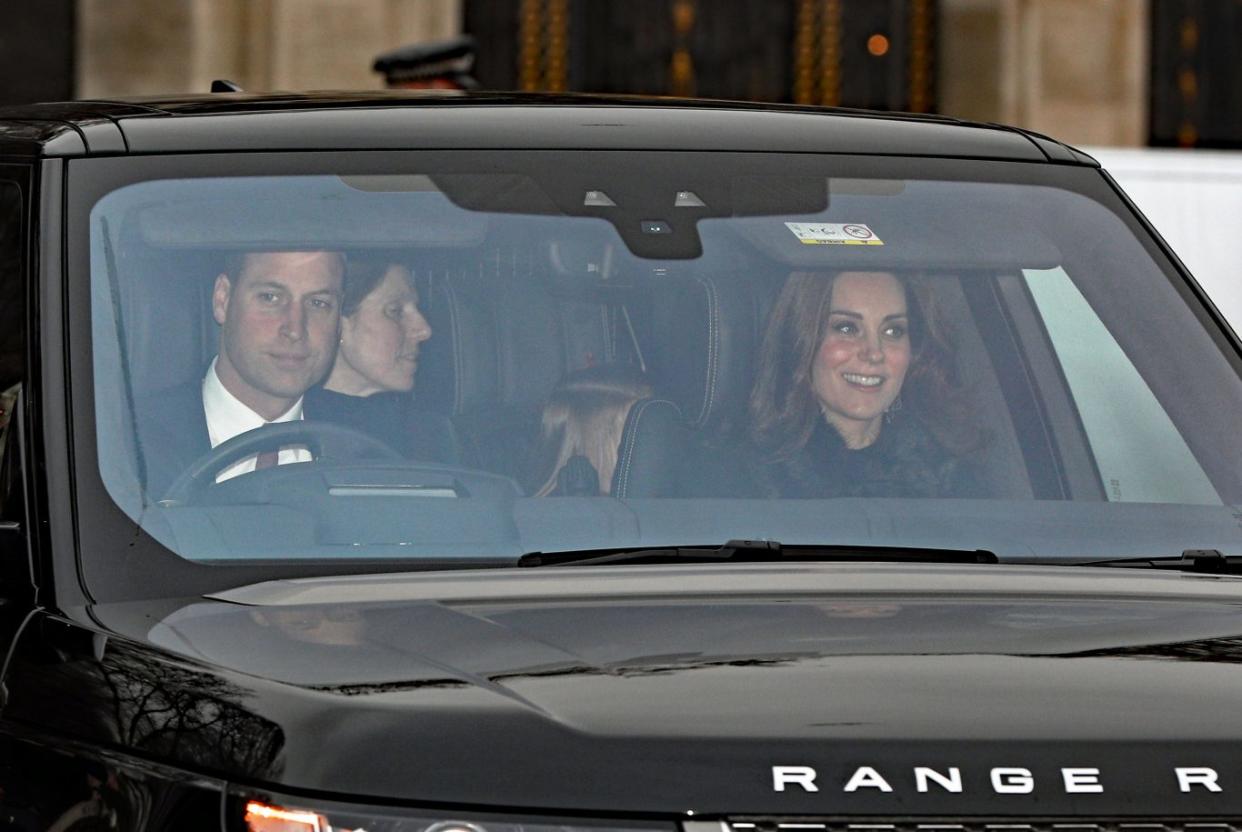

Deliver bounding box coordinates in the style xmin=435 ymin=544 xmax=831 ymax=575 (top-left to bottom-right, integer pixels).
xmin=77 ymin=150 xmax=1242 ymax=580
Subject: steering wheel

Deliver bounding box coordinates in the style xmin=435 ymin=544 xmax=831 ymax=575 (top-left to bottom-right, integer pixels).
xmin=162 ymin=420 xmax=403 ymax=505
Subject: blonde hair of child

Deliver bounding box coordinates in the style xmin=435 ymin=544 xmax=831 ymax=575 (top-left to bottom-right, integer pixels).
xmin=530 ymin=366 xmax=653 ymax=496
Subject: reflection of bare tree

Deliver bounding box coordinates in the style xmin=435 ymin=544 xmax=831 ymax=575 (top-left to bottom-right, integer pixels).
xmin=5 ymin=629 xmax=284 ymax=794
xmin=0 ymin=635 xmax=243 ymax=830
xmin=94 ymin=639 xmax=284 ymax=777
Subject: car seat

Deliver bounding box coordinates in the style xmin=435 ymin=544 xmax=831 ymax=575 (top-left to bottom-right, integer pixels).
xmin=414 ymin=247 xmax=625 ymax=483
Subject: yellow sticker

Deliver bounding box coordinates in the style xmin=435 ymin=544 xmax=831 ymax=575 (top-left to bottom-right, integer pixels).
xmin=785 ymin=222 xmax=884 ymax=246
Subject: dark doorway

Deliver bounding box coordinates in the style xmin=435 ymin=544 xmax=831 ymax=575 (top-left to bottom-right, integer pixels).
xmin=1150 ymin=0 xmax=1242 ymax=148
xmin=464 ymin=0 xmax=937 ymax=112
xmin=0 ymin=0 xmax=76 ymax=106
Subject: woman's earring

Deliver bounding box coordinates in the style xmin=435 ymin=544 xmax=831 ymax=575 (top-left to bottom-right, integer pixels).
xmin=885 ymin=395 xmax=903 ymax=423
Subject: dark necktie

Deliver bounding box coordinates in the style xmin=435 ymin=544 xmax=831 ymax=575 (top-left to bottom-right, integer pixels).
xmin=255 ymin=449 xmax=280 ymax=469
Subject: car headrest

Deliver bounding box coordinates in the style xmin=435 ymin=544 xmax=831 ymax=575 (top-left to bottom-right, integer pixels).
xmin=415 ymin=263 xmax=616 ymax=416
xmin=123 ymin=253 xmax=218 ymax=398
xmin=648 ymin=272 xmax=765 ymax=433
xmin=611 ymin=397 xmax=690 ymax=498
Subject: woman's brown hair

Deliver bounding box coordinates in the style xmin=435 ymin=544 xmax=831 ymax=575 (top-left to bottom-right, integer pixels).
xmin=749 ymin=270 xmax=972 ymax=460
xmin=340 ymin=257 xmax=408 ymax=317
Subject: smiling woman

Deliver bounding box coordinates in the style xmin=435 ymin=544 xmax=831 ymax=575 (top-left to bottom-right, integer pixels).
xmin=811 ymin=271 xmax=911 ymax=448
xmin=746 ymin=269 xmax=983 ymax=499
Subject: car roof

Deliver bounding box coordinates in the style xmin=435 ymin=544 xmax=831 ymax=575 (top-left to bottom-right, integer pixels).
xmin=0 ymin=90 xmax=1097 ymax=164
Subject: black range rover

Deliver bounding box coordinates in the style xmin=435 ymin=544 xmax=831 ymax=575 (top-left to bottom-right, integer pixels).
xmin=1 ymin=91 xmax=1242 ymax=829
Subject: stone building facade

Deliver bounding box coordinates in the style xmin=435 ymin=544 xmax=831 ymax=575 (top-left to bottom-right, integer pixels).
xmin=940 ymin=0 xmax=1147 ymax=147
xmin=76 ymin=0 xmax=462 ymax=97
xmin=61 ymin=0 xmax=1147 ymax=148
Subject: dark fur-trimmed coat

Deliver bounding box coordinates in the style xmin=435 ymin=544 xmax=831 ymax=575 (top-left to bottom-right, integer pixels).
xmin=748 ymin=414 xmax=983 ymax=499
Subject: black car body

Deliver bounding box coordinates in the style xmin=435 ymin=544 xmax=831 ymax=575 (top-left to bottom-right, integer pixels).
xmin=2 ymin=92 xmax=1242 ymax=829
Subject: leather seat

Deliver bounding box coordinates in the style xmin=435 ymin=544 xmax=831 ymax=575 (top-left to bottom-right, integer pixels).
xmin=581 ymin=270 xmax=765 ymax=499
xmin=610 ymin=397 xmax=689 ymax=498
xmin=414 ymin=255 xmax=763 ymax=498
xmin=648 ymin=270 xmax=767 ymax=436
xmin=123 ymin=250 xmax=220 ymax=400
xmin=414 ymin=252 xmax=621 ymax=482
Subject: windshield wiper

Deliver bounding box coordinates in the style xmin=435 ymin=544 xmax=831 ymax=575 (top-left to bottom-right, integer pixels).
xmin=517 ymin=539 xmax=998 ymax=568
xmin=1082 ymin=549 xmax=1242 ymax=574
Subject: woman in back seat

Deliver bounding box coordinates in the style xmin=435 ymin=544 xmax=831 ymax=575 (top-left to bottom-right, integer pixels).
xmin=305 ymin=256 xmax=458 ymax=463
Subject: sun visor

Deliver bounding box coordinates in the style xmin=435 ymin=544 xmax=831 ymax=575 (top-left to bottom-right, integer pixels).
xmin=118 ymin=175 xmax=489 ymax=249
xmin=727 ymin=180 xmax=1064 ymax=271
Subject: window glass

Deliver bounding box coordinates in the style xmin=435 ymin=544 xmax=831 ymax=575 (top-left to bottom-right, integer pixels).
xmin=1024 ymin=267 xmax=1219 ymax=504
xmin=0 ymin=181 xmax=22 ymax=472
xmin=81 ymin=157 xmax=1242 ymax=573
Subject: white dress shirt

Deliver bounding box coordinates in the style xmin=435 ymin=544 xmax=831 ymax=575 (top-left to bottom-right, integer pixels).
xmin=202 ymin=358 xmax=312 ymax=482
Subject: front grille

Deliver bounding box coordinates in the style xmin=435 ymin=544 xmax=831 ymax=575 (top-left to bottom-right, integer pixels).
xmin=684 ymin=821 xmax=1242 ymax=832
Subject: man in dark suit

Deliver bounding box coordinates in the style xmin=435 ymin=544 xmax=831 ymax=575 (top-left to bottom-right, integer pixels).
xmin=136 ymin=250 xmax=345 ymax=497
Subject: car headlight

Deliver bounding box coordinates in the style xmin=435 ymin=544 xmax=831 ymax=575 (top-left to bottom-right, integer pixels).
xmin=234 ymin=793 xmax=676 ymax=832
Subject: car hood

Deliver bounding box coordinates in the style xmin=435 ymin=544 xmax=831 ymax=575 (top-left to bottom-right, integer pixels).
xmin=35 ymin=563 xmax=1242 ymax=813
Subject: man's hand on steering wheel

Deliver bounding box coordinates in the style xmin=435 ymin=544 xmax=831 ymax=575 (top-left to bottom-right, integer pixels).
xmin=161 ymin=420 xmax=402 ymax=505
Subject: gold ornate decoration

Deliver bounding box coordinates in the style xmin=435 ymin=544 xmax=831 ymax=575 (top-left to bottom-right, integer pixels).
xmin=1180 ymin=17 xmax=1198 ymax=53
xmin=793 ymin=0 xmax=818 ymax=104
xmin=670 ymin=0 xmax=697 ymax=97
xmin=908 ymin=0 xmax=932 ymax=113
xmin=1178 ymin=67 xmax=1197 ymax=101
xmin=820 ymin=0 xmax=842 ymax=107
xmin=791 ymin=0 xmax=842 ymax=106
xmin=519 ymin=0 xmax=544 ymax=92
xmin=1178 ymin=121 xmax=1199 ymax=147
xmin=1177 ymin=12 xmax=1198 ymax=147
xmin=518 ymin=0 xmax=571 ymax=92
xmin=547 ymin=0 xmax=569 ymax=92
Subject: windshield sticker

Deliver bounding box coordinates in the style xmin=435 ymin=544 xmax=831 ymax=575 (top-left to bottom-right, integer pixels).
xmin=785 ymin=222 xmax=884 ymax=246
